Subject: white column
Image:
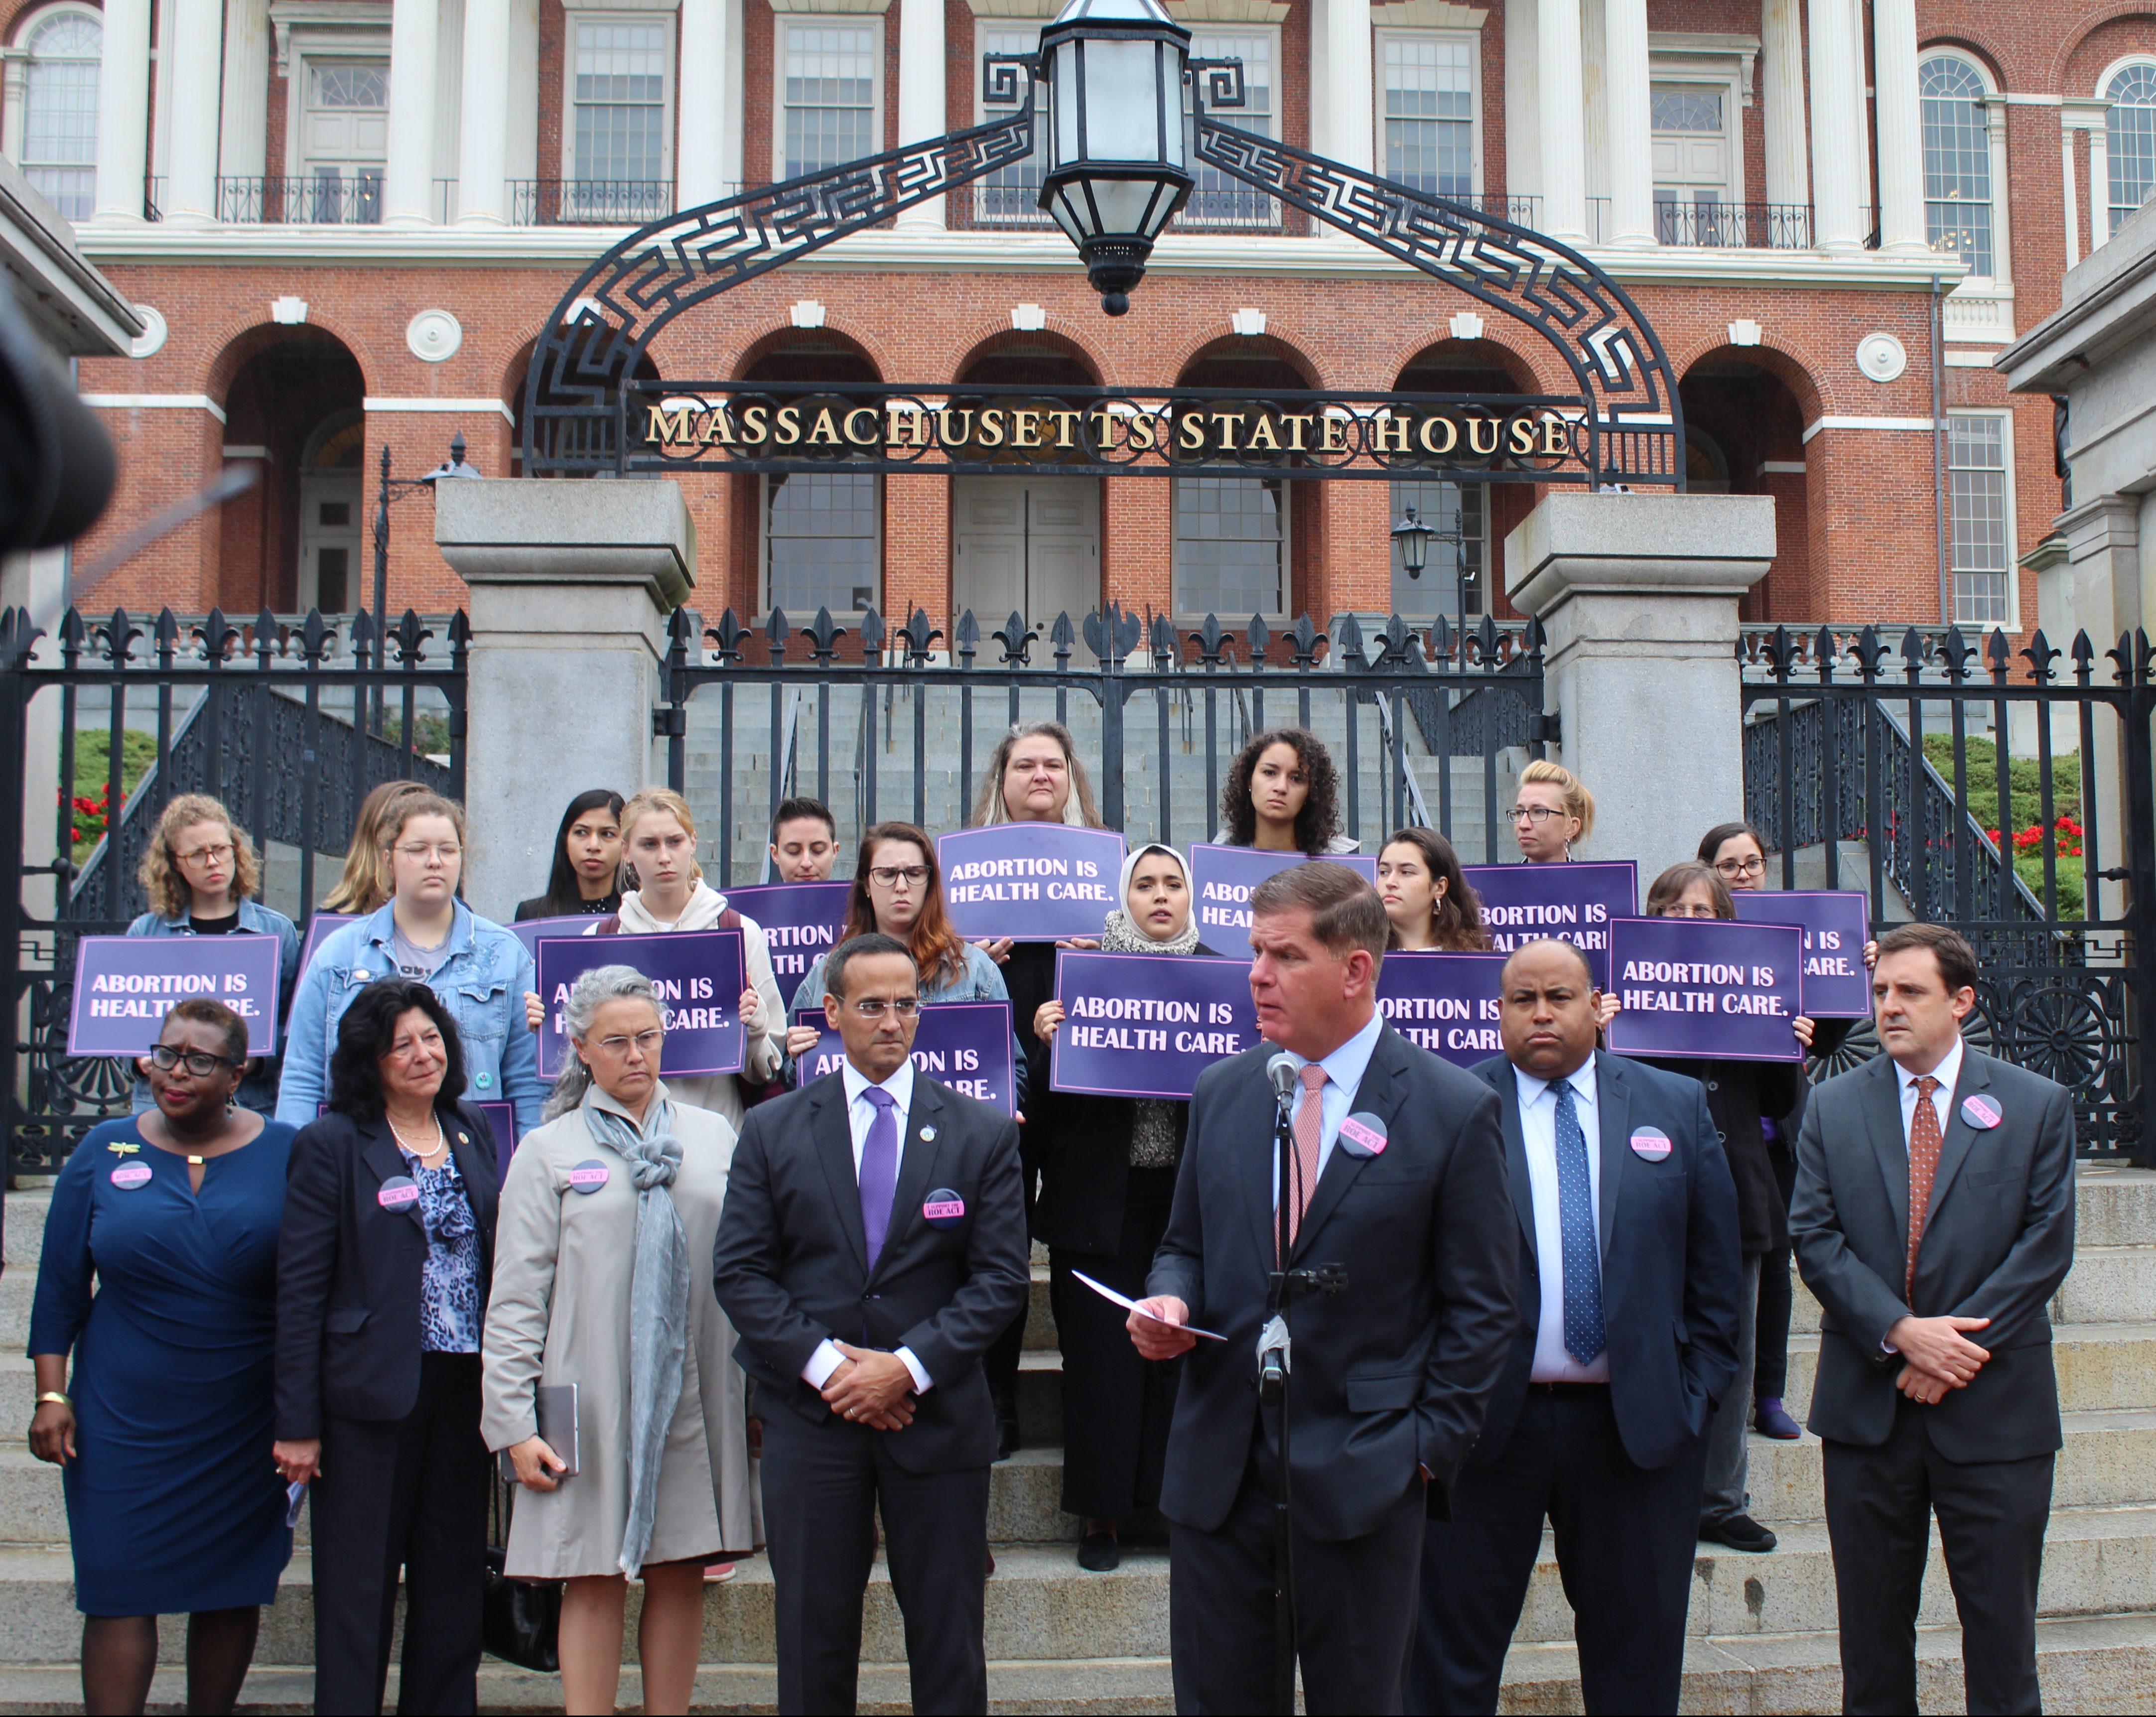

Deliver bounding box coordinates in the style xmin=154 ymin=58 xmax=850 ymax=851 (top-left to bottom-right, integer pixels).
xmin=218 ymin=0 xmax=269 ymax=184
xmin=1604 ymin=0 xmax=1652 ymax=245
xmin=457 ymin=0 xmax=511 ymax=222
xmin=1807 ymin=0 xmax=1863 ymax=249
xmin=163 ymin=0 xmax=223 ymax=221
xmin=384 ymin=0 xmax=442 ymax=225
xmin=677 ymin=0 xmax=741 ymax=209
xmin=1871 ymin=0 xmax=1925 ymax=252
xmin=1505 ymin=0 xmax=1541 ymax=207
xmin=892 ymin=0 xmax=947 ymax=229
xmin=93 ymin=0 xmax=152 ymax=222
xmin=2090 ymin=120 xmax=2111 ymax=254
xmin=1325 ymin=0 xmax=1374 ymax=173
xmin=1760 ymin=0 xmax=1808 ymax=207
xmin=2063 ymin=117 xmax=2083 ymax=270
xmin=1536 ymin=0 xmax=1586 ymax=239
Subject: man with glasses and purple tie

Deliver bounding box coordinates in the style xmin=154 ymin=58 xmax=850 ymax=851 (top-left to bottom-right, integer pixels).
xmin=713 ymin=931 xmax=1028 ymax=1716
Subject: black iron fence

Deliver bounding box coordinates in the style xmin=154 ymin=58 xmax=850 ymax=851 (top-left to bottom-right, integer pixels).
xmin=656 ymin=605 xmax=1549 ymax=885
xmin=1739 ymin=623 xmax=2156 ymax=1161
xmin=0 ymin=606 xmax=468 ymax=1176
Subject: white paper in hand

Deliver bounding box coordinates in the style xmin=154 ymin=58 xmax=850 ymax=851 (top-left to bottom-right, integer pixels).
xmin=1072 ymin=1269 xmax=1227 ymax=1340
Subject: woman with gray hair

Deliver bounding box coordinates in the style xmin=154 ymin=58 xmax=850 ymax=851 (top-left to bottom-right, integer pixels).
xmin=480 ymin=965 xmax=754 ymax=1716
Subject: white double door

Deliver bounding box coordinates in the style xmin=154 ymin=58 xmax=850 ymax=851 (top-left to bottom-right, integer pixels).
xmin=951 ymin=477 xmax=1100 ymax=650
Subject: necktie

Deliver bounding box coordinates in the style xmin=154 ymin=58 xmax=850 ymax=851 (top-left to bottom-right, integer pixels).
xmin=1285 ymin=1063 xmax=1327 ymax=1257
xmin=860 ymin=1086 xmax=899 ymax=1270
xmin=1907 ymin=1075 xmax=1942 ymax=1300
xmin=1553 ymin=1080 xmax=1606 ymax=1365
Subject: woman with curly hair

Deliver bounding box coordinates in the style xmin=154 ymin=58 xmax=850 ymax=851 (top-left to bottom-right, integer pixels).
xmin=1217 ymin=727 xmax=1359 ymax=855
xmin=126 ymin=794 xmax=300 ymax=1116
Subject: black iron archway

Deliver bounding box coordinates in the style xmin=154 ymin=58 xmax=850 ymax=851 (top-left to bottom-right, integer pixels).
xmin=520 ymin=55 xmax=1684 ymax=489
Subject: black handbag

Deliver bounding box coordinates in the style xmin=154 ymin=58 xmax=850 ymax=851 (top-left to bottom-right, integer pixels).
xmin=482 ymin=1472 xmax=561 ymax=1672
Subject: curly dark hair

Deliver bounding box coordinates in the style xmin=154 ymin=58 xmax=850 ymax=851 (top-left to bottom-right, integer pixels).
xmin=327 ymin=977 xmax=468 ymax=1122
xmin=1221 ymin=727 xmax=1342 ymax=855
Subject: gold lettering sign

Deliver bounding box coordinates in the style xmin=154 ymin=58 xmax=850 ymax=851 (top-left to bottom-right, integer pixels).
xmin=1466 ymin=416 xmax=1499 ymax=455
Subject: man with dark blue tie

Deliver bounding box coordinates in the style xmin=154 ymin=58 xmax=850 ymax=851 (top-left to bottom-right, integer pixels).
xmin=713 ymin=932 xmax=1029 ymax=1715
xmin=1406 ymin=937 xmax=1743 ymax=1715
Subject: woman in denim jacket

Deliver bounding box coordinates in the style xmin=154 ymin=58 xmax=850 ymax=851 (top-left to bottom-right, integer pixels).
xmin=275 ymin=793 xmax=544 ymax=1133
xmin=127 ymin=794 xmax=300 ymax=1117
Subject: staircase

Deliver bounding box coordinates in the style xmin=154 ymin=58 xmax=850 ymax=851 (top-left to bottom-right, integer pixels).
xmin=0 ymin=1169 xmax=2151 ymax=1712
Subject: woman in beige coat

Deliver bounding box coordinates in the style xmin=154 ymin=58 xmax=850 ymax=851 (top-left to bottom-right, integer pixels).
xmin=482 ymin=965 xmax=755 ymax=1717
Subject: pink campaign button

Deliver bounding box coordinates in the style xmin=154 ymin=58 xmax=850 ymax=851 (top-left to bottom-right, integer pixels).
xmin=1962 ymin=1094 xmax=2003 ymax=1131
xmin=567 ymin=1161 xmax=611 ymax=1194
xmin=923 ymin=1198 xmax=965 ymax=1220
xmin=377 ymin=1177 xmax=419 ymax=1210
xmin=1338 ymin=1114 xmax=1388 ymax=1157
xmin=1629 ymin=1127 xmax=1673 ymax=1162
xmin=109 ymin=1164 xmax=151 ymax=1189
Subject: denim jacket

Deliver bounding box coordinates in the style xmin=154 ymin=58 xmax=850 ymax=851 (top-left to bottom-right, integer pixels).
xmin=127 ymin=898 xmax=301 ymax=1117
xmin=273 ymin=899 xmax=543 ymax=1130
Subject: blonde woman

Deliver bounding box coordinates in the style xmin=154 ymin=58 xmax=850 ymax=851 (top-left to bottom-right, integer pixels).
xmin=1511 ymin=758 xmax=1595 ymax=863
xmin=321 ymin=780 xmax=432 ymax=914
xmin=127 ymin=794 xmax=299 ymax=1115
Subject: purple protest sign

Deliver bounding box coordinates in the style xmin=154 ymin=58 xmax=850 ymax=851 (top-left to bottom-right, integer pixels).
xmin=1376 ymin=952 xmax=1509 ymax=1068
xmin=1604 ymin=917 xmax=1807 ymax=1063
xmin=69 ymin=934 xmax=282 ymax=1057
xmin=1049 ymin=949 xmax=1261 ymax=1100
xmin=722 ymin=882 xmax=852 ymax=986
xmin=790 ymin=1001 xmax=1018 ymax=1114
xmin=1188 ymin=846 xmax=1380 ymax=959
xmin=510 ymin=914 xmax=604 ymax=965
xmin=535 ymin=928 xmax=745 ymax=1079
xmin=1461 ymin=861 xmax=1636 ymax=989
xmin=295 ymin=911 xmax=356 ymax=981
xmin=1730 ymin=890 xmax=1872 ymax=1018
xmin=938 ymin=826 xmax=1126 ymax=942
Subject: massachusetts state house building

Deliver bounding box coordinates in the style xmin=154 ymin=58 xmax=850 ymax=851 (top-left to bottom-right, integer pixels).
xmin=4 ymin=0 xmax=2154 ymax=637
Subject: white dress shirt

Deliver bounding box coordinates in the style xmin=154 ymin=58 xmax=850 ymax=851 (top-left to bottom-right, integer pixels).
xmin=801 ymin=1057 xmax=933 ymax=1395
xmin=1270 ymin=1009 xmax=1386 ymax=1210
xmin=1895 ymin=1033 xmax=1964 ymax=1152
xmin=1513 ymin=1058 xmax=1610 ymax=1383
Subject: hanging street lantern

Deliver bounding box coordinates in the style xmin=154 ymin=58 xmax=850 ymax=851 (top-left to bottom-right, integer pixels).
xmin=1036 ymin=0 xmax=1194 ymax=316
xmin=1391 ymin=505 xmax=1434 ymax=578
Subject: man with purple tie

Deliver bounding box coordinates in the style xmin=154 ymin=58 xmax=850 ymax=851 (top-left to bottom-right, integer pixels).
xmin=713 ymin=932 xmax=1028 ymax=1715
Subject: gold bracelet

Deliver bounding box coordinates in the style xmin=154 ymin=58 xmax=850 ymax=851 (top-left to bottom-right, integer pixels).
xmin=34 ymin=1392 xmax=69 ymax=1408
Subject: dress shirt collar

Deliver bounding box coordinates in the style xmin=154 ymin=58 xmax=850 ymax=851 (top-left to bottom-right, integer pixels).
xmin=1281 ymin=1008 xmax=1384 ymax=1100
xmin=1896 ymin=1033 xmax=1964 ymax=1098
xmin=1512 ymin=1053 xmax=1599 ymax=1114
xmin=841 ymin=1053 xmax=915 ymax=1117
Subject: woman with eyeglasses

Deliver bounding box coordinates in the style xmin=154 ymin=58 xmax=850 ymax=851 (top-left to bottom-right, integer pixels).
xmin=1376 ymin=827 xmax=1490 ymax=951
xmin=1217 ymin=726 xmax=1360 ymax=856
xmin=1613 ymin=860 xmax=1812 ymax=1558
xmin=29 ymin=1000 xmax=296 ymax=1717
xmin=485 ymin=965 xmax=753 ymax=1717
xmin=1697 ymin=819 xmax=1873 ymax=1444
xmin=276 ymin=793 xmax=544 ymax=1134
xmin=1510 ymin=758 xmax=1594 ymax=862
xmin=126 ymin=794 xmax=300 ymax=1117
xmin=515 ymin=789 xmax=626 ymax=922
xmin=322 ymin=781 xmax=433 ymax=916
xmin=274 ymin=978 xmax=500 ymax=1715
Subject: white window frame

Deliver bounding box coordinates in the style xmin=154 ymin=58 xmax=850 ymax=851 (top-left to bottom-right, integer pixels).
xmin=2098 ymin=54 xmax=2156 ymax=238
xmin=770 ymin=11 xmax=884 ymax=185
xmin=1171 ymin=475 xmax=1292 ymax=624
xmin=561 ymin=10 xmax=676 ymax=189
xmin=1644 ymin=58 xmax=1748 ymax=208
xmin=281 ymin=28 xmax=393 ymax=199
xmin=759 ymin=470 xmax=884 ymax=620
xmin=1919 ymin=48 xmax=2011 ymax=288
xmin=1372 ymin=28 xmax=1482 ymax=203
xmin=973 ymin=22 xmax=1051 ymax=227
xmin=1185 ymin=23 xmax=1281 ymax=229
xmin=4 ymin=1 xmax=102 ymax=211
xmin=1944 ymin=407 xmax=2019 ymax=631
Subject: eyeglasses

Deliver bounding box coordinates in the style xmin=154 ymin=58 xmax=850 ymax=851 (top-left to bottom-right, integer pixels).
xmin=174 ymin=843 xmax=234 ymax=868
xmin=591 ymin=1029 xmax=665 ymax=1056
xmin=147 ymin=1044 xmax=245 ymax=1075
xmin=1714 ymin=855 xmax=1767 ymax=879
xmin=867 ymin=865 xmax=930 ymax=889
xmin=844 ymin=997 xmax=921 ymax=1020
xmin=393 ymin=842 xmax=462 ymax=863
xmin=1507 ymin=805 xmax=1563 ymax=826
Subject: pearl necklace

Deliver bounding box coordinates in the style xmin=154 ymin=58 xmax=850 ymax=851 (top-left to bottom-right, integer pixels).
xmin=388 ymin=1112 xmax=446 ymax=1165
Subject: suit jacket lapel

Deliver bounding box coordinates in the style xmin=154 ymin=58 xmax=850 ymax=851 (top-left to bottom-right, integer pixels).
xmin=1289 ymin=1027 xmax=1400 ymax=1264
xmin=872 ymin=1079 xmax=948 ymax=1283
xmin=1593 ymin=1051 xmax=1627 ymax=1260
xmin=1927 ymin=1048 xmax=1989 ymax=1221
xmin=1248 ymin=1047 xmax=1286 ymax=1266
xmin=1861 ymin=1054 xmax=1912 ymax=1244
xmin=810 ymin=1080 xmax=871 ymax=1278
xmin=1494 ymin=1070 xmax=1539 ymax=1271
xmin=359 ymin=1121 xmax=425 ymax=1231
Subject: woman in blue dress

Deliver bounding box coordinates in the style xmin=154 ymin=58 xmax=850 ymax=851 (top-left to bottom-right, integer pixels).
xmin=29 ymin=998 xmax=296 ymax=1716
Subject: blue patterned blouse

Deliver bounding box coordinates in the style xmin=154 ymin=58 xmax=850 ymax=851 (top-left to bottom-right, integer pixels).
xmin=401 ymin=1147 xmax=481 ymax=1353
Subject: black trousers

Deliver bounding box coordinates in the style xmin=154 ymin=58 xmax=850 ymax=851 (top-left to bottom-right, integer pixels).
xmin=982 ymin=1166 xmax=1036 ymax=1410
xmin=1406 ymin=1386 xmax=1710 ymax=1717
xmin=1754 ymin=1143 xmax=1798 ymax=1399
xmin=312 ymin=1352 xmax=487 ymax=1717
xmin=1050 ymin=1167 xmax=1180 ymax=1520
xmin=1824 ymin=1398 xmax=2054 ymax=1716
xmin=759 ymin=1402 xmax=992 ymax=1716
xmin=1169 ymin=1415 xmax=1427 ymax=1715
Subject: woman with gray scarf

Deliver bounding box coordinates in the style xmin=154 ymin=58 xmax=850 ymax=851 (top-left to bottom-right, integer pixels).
xmin=481 ymin=966 xmax=754 ymax=1716
xmin=1030 ymin=844 xmax=1217 ymax=1572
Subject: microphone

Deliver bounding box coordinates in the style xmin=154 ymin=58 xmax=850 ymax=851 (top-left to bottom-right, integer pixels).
xmin=1267 ymin=1051 xmax=1299 ymax=1108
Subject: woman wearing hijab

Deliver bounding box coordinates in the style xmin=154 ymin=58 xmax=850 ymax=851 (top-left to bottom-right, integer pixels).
xmin=483 ymin=965 xmax=753 ymax=1717
xmin=1030 ymin=844 xmax=1216 ymax=1571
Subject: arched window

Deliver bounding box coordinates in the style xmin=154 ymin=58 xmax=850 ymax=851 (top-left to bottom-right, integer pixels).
xmin=1920 ymin=55 xmax=1993 ymax=276
xmin=2107 ymin=63 xmax=2156 ymax=236
xmin=19 ymin=10 xmax=101 ymax=221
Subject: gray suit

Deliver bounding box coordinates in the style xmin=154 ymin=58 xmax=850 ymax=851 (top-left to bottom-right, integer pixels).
xmin=1790 ymin=1045 xmax=2076 ymax=1716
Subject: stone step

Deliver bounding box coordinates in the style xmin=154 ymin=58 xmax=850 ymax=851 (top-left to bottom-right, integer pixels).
xmin=1780 ymin=1323 xmax=2156 ymax=1419
xmin=2056 ymin=1246 xmax=2156 ymax=1326
xmin=2078 ymin=1169 xmax=2156 ymax=1248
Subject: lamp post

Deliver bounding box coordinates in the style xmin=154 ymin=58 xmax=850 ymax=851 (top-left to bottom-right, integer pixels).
xmin=369 ymin=430 xmax=480 ymax=730
xmin=1392 ymin=500 xmax=1475 ymax=649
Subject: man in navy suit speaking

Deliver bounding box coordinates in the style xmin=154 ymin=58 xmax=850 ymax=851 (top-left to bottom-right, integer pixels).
xmin=1406 ymin=937 xmax=1743 ymax=1716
